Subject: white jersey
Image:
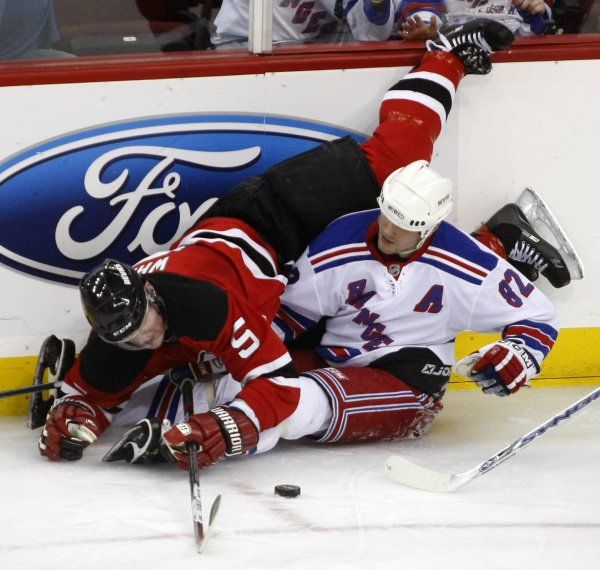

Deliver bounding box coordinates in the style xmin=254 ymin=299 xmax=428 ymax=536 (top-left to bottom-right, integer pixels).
xmin=274 ymin=209 xmax=559 ymax=368
xmin=213 ymin=0 xmax=394 ymax=46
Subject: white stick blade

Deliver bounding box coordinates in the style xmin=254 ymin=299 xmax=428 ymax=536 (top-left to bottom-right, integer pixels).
xmin=199 ymin=495 xmax=222 ymax=553
xmin=385 ymin=455 xmax=452 ymax=492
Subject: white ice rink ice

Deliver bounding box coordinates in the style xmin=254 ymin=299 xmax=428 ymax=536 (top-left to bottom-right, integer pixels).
xmin=1 ymin=386 xmax=598 ymax=569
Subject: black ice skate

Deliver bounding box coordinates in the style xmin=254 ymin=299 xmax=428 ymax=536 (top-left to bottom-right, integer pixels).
xmin=483 ymin=201 xmax=572 ymax=288
xmin=426 ymin=19 xmax=515 ymax=75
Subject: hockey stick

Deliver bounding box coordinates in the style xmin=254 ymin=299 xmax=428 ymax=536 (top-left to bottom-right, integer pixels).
xmin=386 ymin=385 xmax=600 ymax=492
xmin=174 ymin=370 xmax=221 ymax=553
xmin=0 ymin=381 xmax=59 ymax=400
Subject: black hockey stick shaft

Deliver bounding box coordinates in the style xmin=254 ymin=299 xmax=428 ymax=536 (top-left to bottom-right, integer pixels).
xmin=0 ymin=381 xmax=59 ymax=400
xmin=179 ymin=376 xmax=205 ymax=552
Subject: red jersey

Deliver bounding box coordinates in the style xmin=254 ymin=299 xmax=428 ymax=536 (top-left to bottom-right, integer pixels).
xmin=65 ymin=217 xmax=293 ymax=424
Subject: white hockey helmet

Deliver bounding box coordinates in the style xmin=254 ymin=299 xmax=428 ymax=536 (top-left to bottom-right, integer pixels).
xmin=377 ymin=160 xmax=453 ymax=249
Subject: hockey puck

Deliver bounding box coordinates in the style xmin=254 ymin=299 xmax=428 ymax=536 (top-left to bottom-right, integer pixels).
xmin=274 ymin=484 xmax=301 ymax=498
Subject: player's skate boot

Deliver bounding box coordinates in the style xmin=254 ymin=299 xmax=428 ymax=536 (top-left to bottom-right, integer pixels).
xmin=475 ymin=203 xmax=571 ymax=288
xmin=426 ymin=19 xmax=515 ymax=75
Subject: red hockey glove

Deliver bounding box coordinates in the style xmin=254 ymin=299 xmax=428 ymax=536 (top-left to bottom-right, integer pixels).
xmin=163 ymin=406 xmax=259 ymax=470
xmin=39 ymin=396 xmax=109 ymax=461
xmin=470 ymin=340 xmax=539 ymax=397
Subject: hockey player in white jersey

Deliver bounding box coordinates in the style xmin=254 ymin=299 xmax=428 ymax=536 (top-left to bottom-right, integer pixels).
xmin=212 ymin=0 xmax=394 ymax=47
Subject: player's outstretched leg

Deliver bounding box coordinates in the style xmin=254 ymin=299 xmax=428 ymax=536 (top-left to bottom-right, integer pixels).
xmin=474 ymin=203 xmax=571 ymax=288
xmin=426 ymin=19 xmax=515 ymax=75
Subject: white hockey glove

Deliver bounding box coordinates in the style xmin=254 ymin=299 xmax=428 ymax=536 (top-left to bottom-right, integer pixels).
xmin=454 ymin=340 xmax=539 ymax=397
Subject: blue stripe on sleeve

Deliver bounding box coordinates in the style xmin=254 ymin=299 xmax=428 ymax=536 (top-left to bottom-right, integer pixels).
xmin=417 ymin=257 xmax=483 ymax=285
xmin=505 ymin=334 xmax=551 ymax=358
xmin=514 ymin=319 xmax=559 ymax=341
xmin=273 ymin=315 xmax=296 ymax=342
xmin=280 ymin=304 xmax=318 ymax=331
xmin=315 ymin=253 xmax=374 ymax=274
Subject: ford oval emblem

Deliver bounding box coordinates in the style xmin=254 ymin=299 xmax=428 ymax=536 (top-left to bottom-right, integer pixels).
xmin=0 ymin=115 xmax=364 ymax=285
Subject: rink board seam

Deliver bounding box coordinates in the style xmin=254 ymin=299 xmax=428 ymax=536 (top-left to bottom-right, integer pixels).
xmin=0 ymin=327 xmax=599 ymax=415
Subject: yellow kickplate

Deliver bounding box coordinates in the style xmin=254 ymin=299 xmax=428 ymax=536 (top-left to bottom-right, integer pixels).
xmin=453 ymin=328 xmax=600 ymax=389
xmin=1 ymin=328 xmax=599 ymax=415
xmin=0 ymin=356 xmax=40 ymax=416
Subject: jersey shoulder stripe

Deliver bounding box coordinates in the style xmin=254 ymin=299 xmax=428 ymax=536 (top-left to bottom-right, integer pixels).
xmin=180 ymin=227 xmax=279 ymax=279
xmin=417 ymin=222 xmax=498 ymax=285
xmin=311 ymin=248 xmax=374 ymax=274
xmin=307 ymin=210 xmax=378 ymax=274
xmin=308 ymin=209 xmax=379 ymax=256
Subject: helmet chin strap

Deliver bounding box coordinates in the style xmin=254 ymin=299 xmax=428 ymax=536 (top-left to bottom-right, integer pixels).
xmin=396 ymin=245 xmax=418 ymax=259
xmin=395 ymin=224 xmax=440 ymax=258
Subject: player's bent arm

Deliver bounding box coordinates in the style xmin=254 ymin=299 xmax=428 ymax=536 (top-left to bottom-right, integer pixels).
xmin=165 ymin=366 xmax=327 ymax=469
xmin=159 ymin=371 xmax=308 ymax=470
xmin=175 ymin=373 xmax=331 ymax=465
xmin=40 ymin=332 xmax=175 ymax=462
xmin=460 ymin=262 xmax=559 ymax=397
xmin=232 ymin=367 xmax=304 ymax=430
xmin=110 ymin=372 xmax=330 ymax=469
xmin=65 ymin=333 xmax=157 ymax=407
xmin=234 ymin=374 xmax=332 ymax=454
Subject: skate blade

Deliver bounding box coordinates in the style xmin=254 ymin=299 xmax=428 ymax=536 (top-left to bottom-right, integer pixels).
xmin=516 ymin=187 xmax=584 ymax=280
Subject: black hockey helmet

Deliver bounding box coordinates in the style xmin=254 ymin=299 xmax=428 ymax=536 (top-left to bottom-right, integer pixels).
xmin=79 ymin=259 xmax=148 ymax=343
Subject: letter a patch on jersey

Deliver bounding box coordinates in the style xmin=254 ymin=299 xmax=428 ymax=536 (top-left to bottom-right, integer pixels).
xmin=414 ymin=285 xmax=444 ymax=314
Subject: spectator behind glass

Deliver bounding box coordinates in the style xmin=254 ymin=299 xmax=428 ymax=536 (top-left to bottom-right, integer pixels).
xmin=397 ymin=0 xmax=557 ymax=40
xmin=0 ymin=0 xmax=74 ymax=60
xmin=136 ymin=0 xmax=216 ymax=51
xmin=212 ymin=0 xmax=395 ymax=48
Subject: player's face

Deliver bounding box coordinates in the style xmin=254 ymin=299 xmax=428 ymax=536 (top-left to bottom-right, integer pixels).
xmin=123 ymin=296 xmax=165 ymax=350
xmin=377 ymin=215 xmax=421 ymax=256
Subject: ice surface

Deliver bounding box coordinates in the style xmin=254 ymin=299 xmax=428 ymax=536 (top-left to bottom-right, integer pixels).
xmin=1 ymin=387 xmax=598 ymax=569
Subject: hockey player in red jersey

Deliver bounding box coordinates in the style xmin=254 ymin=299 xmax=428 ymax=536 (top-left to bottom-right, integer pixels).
xmin=38 ymin=19 xmax=566 ymax=466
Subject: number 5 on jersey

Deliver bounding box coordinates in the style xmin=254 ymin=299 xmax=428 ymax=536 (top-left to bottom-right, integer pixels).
xmin=231 ymin=317 xmax=260 ymax=358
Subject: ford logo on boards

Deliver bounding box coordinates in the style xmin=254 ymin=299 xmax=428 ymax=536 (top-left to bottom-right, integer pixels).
xmin=0 ymin=115 xmax=364 ymax=285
